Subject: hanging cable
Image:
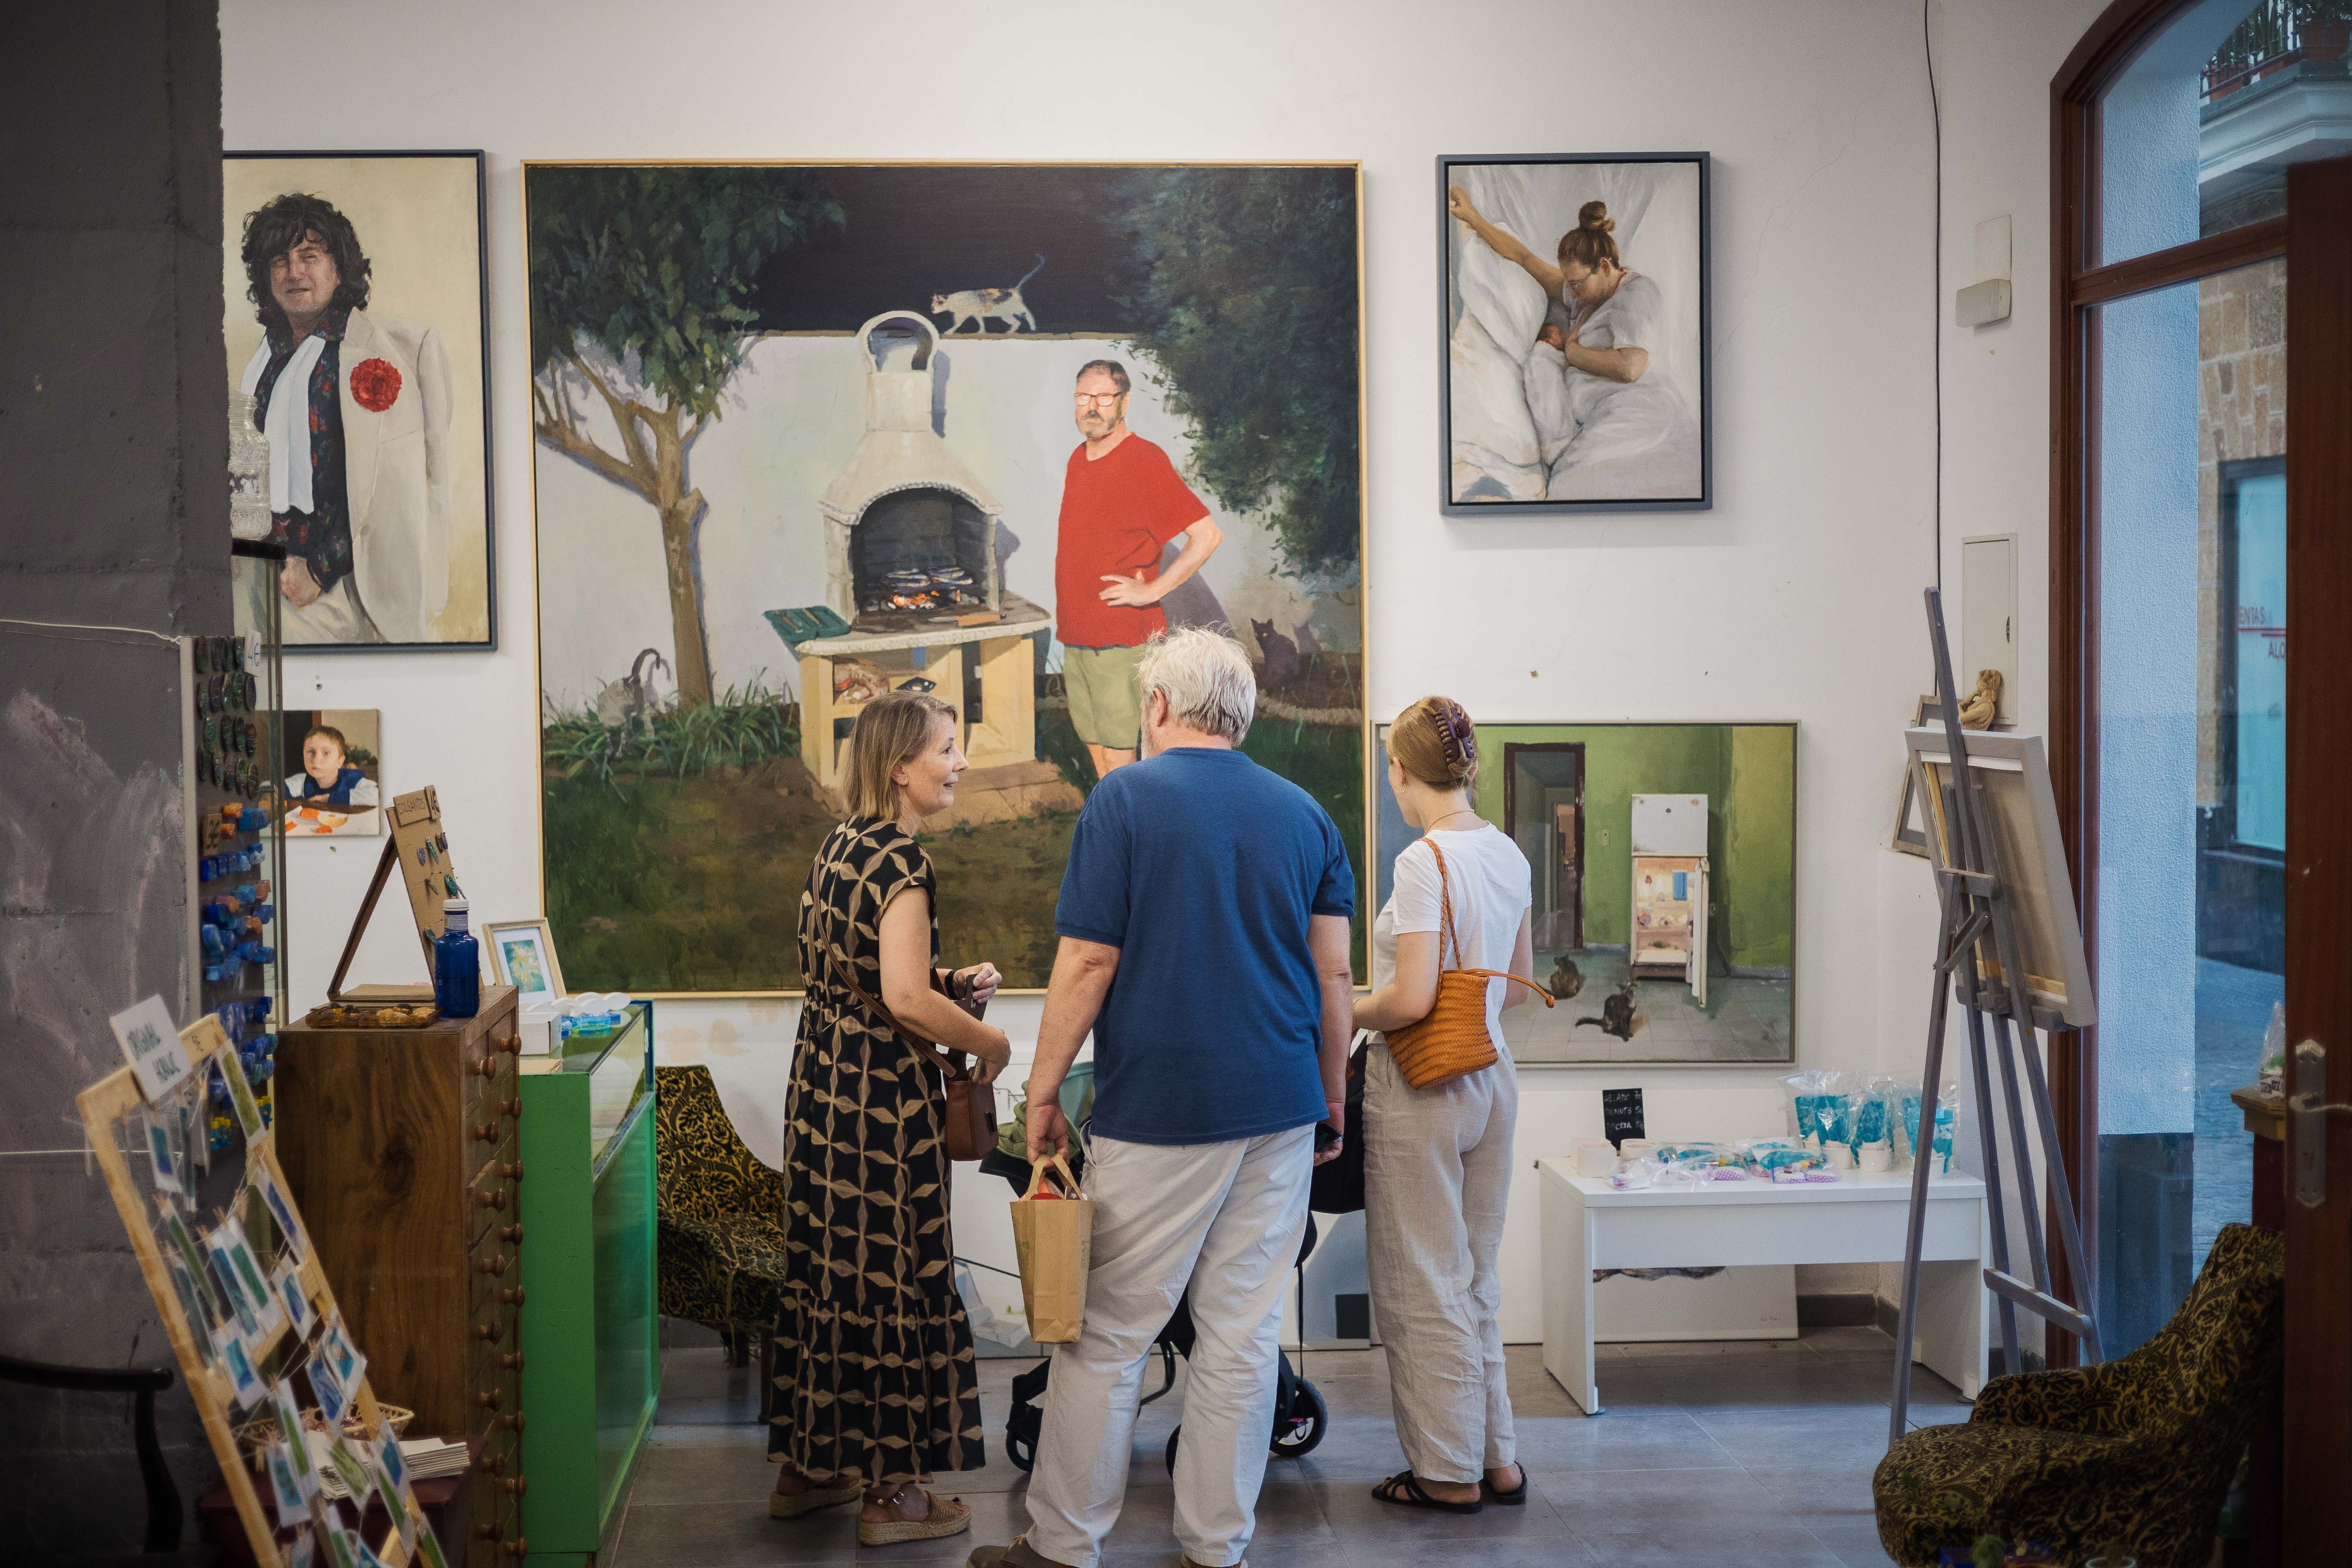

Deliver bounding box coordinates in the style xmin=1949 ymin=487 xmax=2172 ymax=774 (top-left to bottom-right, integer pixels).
xmin=1926 ymin=0 xmax=1945 ymax=594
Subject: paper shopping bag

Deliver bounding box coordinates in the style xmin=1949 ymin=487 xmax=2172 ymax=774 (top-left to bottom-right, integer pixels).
xmin=1008 ymin=1153 xmax=1094 ymax=1343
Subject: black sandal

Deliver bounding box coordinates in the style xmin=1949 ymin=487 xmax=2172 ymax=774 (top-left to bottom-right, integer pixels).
xmin=1372 ymin=1471 xmax=1485 ymax=1514
xmin=1481 ymin=1469 xmax=1528 ymax=1506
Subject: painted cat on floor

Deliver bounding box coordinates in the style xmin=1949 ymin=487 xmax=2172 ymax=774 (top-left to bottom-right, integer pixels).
xmin=932 ymin=253 xmax=1045 ymax=334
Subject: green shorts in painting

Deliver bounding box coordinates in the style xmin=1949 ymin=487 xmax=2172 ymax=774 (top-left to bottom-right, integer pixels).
xmin=1063 ymin=643 xmax=1146 ymax=751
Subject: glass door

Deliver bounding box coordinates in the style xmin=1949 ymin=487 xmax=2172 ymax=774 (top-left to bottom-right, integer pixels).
xmin=2086 ymin=256 xmax=2288 ymax=1356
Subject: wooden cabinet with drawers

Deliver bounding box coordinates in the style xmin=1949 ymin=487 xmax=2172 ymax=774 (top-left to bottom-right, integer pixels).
xmin=276 ymin=986 xmax=529 ymax=1565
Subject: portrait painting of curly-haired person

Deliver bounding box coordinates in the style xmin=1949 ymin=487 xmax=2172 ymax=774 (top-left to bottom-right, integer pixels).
xmin=223 ymin=152 xmax=493 ymax=648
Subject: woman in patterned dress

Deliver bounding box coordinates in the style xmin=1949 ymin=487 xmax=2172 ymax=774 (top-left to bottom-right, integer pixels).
xmin=768 ymin=691 xmax=1013 ymax=1546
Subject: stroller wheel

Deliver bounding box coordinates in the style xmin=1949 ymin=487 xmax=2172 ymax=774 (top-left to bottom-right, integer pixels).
xmin=1270 ymin=1378 xmax=1329 ymax=1459
xmin=1005 ymin=1400 xmax=1043 ymax=1473
xmin=1165 ymin=1426 xmax=1182 ymax=1474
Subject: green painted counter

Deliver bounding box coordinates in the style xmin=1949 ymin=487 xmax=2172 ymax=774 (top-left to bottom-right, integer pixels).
xmin=518 ymin=1003 xmax=660 ymax=1565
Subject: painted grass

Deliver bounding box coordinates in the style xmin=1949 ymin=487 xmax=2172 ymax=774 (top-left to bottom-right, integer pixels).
xmin=541 ymin=682 xmax=799 ymax=789
xmin=542 ymin=707 xmax=1366 ymax=992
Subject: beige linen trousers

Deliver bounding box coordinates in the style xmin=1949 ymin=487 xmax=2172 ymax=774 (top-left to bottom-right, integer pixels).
xmin=1362 ymin=1035 xmax=1518 ymax=1483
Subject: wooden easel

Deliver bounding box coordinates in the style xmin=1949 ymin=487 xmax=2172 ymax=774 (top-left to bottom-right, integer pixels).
xmin=77 ymin=1014 xmax=430 ymax=1567
xmin=327 ymin=785 xmax=459 ymax=1005
xmin=1886 ymin=588 xmax=2102 ymax=1442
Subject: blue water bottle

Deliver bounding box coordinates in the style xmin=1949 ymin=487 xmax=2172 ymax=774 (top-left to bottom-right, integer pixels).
xmin=434 ymin=897 xmax=482 ymax=1019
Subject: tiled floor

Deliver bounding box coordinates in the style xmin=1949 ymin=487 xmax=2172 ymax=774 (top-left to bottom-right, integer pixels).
xmin=608 ymin=1327 xmax=1969 ymax=1567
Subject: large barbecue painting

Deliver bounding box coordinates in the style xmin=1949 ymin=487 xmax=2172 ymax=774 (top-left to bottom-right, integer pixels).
xmin=526 ymin=162 xmax=1367 ymax=992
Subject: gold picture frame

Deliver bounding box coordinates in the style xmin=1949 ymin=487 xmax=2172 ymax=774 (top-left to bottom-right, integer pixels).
xmin=1890 ymin=695 xmax=1944 ymax=858
xmin=522 ymin=159 xmax=1371 ymax=997
xmin=483 ymin=917 xmax=565 ymax=1005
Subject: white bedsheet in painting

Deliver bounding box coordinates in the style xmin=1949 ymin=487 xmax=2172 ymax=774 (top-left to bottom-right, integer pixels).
xmin=1447 ymin=161 xmax=1703 ymax=503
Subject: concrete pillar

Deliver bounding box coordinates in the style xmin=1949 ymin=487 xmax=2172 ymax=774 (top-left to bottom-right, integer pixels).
xmin=0 ymin=2 xmax=229 ymax=1552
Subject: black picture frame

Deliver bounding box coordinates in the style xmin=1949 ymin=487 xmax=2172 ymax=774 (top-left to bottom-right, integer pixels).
xmin=223 ymin=149 xmax=497 ymax=652
xmin=1437 ymin=151 xmax=1712 ymax=514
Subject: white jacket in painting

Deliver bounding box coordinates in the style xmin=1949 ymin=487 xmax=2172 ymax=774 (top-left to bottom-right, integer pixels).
xmin=336 ymin=308 xmax=453 ymax=643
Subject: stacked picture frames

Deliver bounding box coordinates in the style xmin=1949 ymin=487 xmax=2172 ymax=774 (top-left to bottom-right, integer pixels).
xmin=80 ymin=1003 xmax=448 ymax=1568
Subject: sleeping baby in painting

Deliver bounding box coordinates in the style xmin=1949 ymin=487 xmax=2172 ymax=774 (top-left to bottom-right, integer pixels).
xmin=1447 ymin=184 xmax=1699 ymax=502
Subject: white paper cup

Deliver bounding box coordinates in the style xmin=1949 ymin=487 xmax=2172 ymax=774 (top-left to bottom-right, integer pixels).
xmin=1859 ymin=1140 xmax=1892 ymax=1172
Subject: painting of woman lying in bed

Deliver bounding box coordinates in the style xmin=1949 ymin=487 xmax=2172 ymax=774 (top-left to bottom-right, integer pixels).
xmin=1442 ymin=156 xmax=1709 ymax=510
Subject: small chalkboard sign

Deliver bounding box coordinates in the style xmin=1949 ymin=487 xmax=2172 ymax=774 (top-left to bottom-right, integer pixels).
xmin=1602 ymin=1087 xmax=1646 ymax=1148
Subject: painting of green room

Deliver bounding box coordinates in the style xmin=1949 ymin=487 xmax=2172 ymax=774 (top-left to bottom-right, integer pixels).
xmin=1374 ymin=722 xmax=1795 ymax=1064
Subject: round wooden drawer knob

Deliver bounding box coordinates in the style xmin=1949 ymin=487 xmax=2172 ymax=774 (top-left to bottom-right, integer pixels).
xmin=472 ymin=1057 xmax=498 ymax=1078
xmin=503 ymin=1539 xmax=528 ymax=1558
xmin=473 ymin=1523 xmax=498 ymax=1542
xmin=475 ymin=1188 xmax=507 ymax=1212
xmin=473 ymin=1122 xmax=498 ymax=1143
xmin=500 ymin=1096 xmax=522 ymax=1121
xmin=499 ymin=1285 xmax=526 ymax=1307
xmin=500 ymin=1222 xmax=525 ymax=1245
xmin=475 ymin=1253 xmax=510 ymax=1277
xmin=477 ymin=1385 xmax=503 ymax=1410
xmin=472 ymin=1321 xmax=497 ymax=1342
xmin=498 ymin=1411 xmax=527 ymax=1433
xmin=500 ymin=1351 xmax=526 ymax=1372
xmin=502 ymin=1161 xmax=526 ymax=1182
xmin=502 ymin=1476 xmax=529 ymax=1497
xmin=499 ymin=1035 xmax=522 ymax=1055
xmin=480 ymin=1450 xmax=505 ymax=1475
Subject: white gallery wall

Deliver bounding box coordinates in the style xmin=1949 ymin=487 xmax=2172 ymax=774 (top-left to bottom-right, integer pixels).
xmin=221 ymin=0 xmax=2112 ymax=1334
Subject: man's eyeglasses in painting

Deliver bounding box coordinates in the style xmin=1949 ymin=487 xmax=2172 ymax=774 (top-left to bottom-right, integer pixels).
xmin=1074 ymin=391 xmax=1125 ymax=407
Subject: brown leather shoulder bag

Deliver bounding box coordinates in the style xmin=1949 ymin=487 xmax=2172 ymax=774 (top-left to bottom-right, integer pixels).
xmin=825 ymin=947 xmax=998 ymax=1161
xmin=1385 ymin=839 xmax=1556 ymax=1090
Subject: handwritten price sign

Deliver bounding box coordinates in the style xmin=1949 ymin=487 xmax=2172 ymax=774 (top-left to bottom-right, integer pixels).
xmin=109 ymin=996 xmax=195 ymax=1105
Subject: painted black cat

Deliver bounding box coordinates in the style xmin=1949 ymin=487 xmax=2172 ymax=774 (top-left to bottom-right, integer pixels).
xmin=1251 ymin=617 xmax=1302 ymax=687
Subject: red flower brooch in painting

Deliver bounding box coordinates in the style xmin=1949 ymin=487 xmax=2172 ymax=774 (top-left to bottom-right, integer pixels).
xmin=349 ymin=358 xmax=402 ymax=412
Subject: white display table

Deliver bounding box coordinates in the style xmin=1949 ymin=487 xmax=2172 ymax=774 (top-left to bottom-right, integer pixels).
xmin=1537 ymin=1160 xmax=1989 ymax=1415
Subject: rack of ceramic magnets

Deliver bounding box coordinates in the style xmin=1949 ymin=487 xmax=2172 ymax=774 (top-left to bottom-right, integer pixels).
xmin=83 ymin=1000 xmax=446 ymax=1568
xmin=195 ymin=632 xmax=268 ymax=803
xmin=193 ymin=632 xmax=282 ymax=1148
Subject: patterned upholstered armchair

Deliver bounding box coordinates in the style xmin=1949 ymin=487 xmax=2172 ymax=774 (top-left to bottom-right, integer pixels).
xmin=1873 ymin=1222 xmax=2285 ymax=1568
xmin=653 ymin=1065 xmax=792 ymax=1357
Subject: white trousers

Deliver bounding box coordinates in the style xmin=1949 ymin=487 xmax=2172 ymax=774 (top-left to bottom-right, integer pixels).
xmin=1362 ymin=1039 xmax=1517 ymax=1483
xmin=1025 ymin=1126 xmax=1312 ymax=1568
xmin=281 ymin=577 xmax=382 ymax=645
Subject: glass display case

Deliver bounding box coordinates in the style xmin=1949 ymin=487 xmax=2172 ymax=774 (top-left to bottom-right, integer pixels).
xmin=195 ymin=539 xmax=289 ymax=1152
xmin=518 ymin=1002 xmax=659 ymax=1565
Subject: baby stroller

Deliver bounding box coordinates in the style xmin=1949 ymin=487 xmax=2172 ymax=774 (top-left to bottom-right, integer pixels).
xmin=979 ymin=1142 xmax=1331 ymax=1474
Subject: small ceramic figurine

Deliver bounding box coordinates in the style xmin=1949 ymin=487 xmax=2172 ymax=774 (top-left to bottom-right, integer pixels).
xmin=1958 ymin=668 xmax=2003 ymax=730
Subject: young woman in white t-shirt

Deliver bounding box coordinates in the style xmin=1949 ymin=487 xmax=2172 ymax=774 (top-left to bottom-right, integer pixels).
xmin=1352 ymin=696 xmax=1540 ymax=1513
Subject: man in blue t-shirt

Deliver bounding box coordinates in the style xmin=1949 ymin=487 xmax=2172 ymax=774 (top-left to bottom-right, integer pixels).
xmin=976 ymin=628 xmax=1355 ymax=1568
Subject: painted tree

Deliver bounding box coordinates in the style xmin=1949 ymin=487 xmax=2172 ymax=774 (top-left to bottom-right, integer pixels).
xmin=1115 ymin=167 xmax=1361 ymax=581
xmin=528 ymin=167 xmax=843 ymax=707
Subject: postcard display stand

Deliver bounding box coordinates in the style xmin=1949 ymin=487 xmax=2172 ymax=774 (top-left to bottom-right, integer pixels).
xmin=77 ymin=1011 xmax=445 ymax=1568
xmin=1887 ymin=588 xmax=2104 ymax=1442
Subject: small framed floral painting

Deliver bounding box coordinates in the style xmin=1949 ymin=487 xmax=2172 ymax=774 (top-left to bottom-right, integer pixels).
xmin=484 ymin=919 xmax=565 ymax=1005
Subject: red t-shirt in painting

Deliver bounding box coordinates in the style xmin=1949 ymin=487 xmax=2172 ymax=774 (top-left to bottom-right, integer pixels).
xmin=1053 ymin=433 xmax=1210 ymax=649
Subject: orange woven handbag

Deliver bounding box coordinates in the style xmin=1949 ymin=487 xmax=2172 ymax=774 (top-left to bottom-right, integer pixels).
xmin=1385 ymin=839 xmax=1555 ymax=1090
